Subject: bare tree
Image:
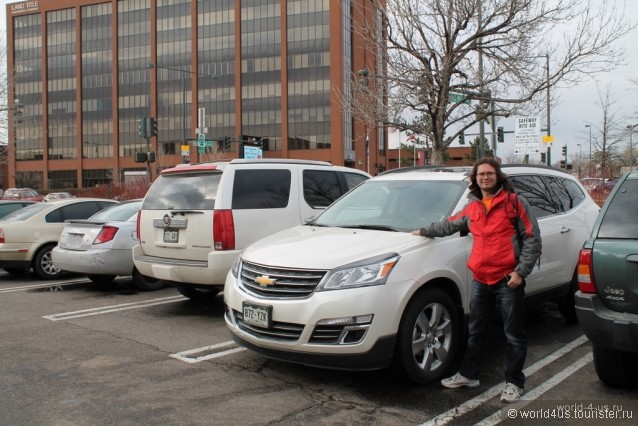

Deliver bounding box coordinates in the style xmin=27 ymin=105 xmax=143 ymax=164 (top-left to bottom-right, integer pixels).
xmin=0 ymin=31 xmax=8 ymax=146
xmin=589 ymin=83 xmax=627 ymax=178
xmin=347 ymin=0 xmax=634 ymax=165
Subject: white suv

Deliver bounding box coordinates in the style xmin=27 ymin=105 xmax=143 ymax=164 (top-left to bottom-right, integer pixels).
xmin=133 ymin=159 xmax=369 ymax=301
xmin=224 ymin=165 xmax=600 ymax=384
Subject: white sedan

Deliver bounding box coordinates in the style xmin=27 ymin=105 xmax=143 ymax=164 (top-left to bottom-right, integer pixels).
xmin=52 ymin=199 xmax=165 ymax=291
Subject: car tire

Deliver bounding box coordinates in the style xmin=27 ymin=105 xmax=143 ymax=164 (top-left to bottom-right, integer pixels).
xmin=393 ymin=287 xmax=461 ymax=384
xmin=88 ymin=274 xmax=117 ymax=286
xmin=177 ymin=286 xmax=220 ymax=302
xmin=132 ymin=268 xmax=166 ymax=291
xmin=33 ymin=245 xmax=63 ymax=280
xmin=593 ymin=344 xmax=638 ymax=388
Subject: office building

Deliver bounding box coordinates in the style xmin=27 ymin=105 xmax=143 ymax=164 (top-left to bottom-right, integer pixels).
xmin=5 ymin=0 xmax=386 ymax=189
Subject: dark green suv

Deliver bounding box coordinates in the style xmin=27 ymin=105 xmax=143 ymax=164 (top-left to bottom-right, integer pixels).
xmin=575 ymin=171 xmax=638 ymax=388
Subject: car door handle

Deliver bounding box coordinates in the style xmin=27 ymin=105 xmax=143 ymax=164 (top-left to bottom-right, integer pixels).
xmin=560 ymin=226 xmax=570 ymax=233
xmin=627 ymin=254 xmax=638 ymax=263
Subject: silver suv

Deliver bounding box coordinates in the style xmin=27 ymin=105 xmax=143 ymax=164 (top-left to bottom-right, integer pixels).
xmin=224 ymin=165 xmax=600 ymax=384
xmin=133 ymin=159 xmax=370 ymax=301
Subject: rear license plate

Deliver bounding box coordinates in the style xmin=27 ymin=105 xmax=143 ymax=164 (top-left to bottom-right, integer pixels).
xmin=163 ymin=229 xmax=178 ymax=243
xmin=69 ymin=233 xmax=84 ymax=246
xmin=242 ymin=302 xmax=272 ymax=328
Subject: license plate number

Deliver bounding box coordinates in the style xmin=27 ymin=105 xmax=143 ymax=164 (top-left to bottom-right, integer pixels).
xmin=242 ymin=302 xmax=272 ymax=328
xmin=163 ymin=229 xmax=178 ymax=243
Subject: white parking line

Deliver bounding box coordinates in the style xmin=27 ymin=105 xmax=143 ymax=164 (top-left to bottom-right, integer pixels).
xmin=42 ymin=295 xmax=187 ymax=321
xmin=169 ymin=341 xmax=247 ymax=363
xmin=477 ymin=352 xmax=593 ymax=425
xmin=0 ymin=279 xmax=90 ymax=293
xmin=421 ymin=335 xmax=589 ymax=426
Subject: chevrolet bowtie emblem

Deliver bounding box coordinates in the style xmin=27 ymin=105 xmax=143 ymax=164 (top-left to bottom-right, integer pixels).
xmin=255 ymin=275 xmax=277 ymax=287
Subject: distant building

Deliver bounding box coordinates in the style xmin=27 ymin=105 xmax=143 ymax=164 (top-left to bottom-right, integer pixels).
xmin=6 ymin=0 xmax=386 ymax=190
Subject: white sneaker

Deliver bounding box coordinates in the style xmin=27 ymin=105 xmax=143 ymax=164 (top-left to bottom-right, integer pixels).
xmin=500 ymin=382 xmax=523 ymax=402
xmin=441 ymin=372 xmax=480 ymax=389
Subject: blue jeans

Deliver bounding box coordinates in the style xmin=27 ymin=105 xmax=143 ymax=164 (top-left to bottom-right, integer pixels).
xmin=459 ymin=278 xmax=527 ymax=389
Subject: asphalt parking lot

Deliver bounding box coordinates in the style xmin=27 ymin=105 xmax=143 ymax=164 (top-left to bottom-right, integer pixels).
xmin=1 ymin=272 xmax=637 ymax=425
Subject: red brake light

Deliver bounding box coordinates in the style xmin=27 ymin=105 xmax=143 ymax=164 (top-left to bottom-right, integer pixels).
xmin=0 ymin=227 xmax=4 ymax=243
xmin=213 ymin=209 xmax=235 ymax=250
xmin=93 ymin=226 xmax=119 ymax=245
xmin=136 ymin=210 xmax=141 ymax=240
xmin=577 ymin=248 xmax=597 ymax=293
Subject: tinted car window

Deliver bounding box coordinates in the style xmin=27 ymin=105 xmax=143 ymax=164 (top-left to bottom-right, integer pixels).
xmin=232 ymin=169 xmax=291 ymax=209
xmin=509 ymin=175 xmax=561 ymax=218
xmin=303 ymin=170 xmax=342 ymax=208
xmin=546 ymin=176 xmax=585 ymax=212
xmin=45 ymin=202 xmax=108 ymax=223
xmin=344 ymin=172 xmax=369 ymax=190
xmin=0 ymin=203 xmax=30 ymax=219
xmin=1 ymin=202 xmax=51 ymax=221
xmin=142 ymin=172 xmax=221 ymax=210
xmin=598 ymin=178 xmax=638 ymax=238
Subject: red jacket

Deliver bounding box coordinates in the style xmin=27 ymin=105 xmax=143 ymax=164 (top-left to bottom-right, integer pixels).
xmin=419 ymin=188 xmax=541 ymax=285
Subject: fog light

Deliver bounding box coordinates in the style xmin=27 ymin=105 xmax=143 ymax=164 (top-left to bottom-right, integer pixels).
xmin=316 ymin=314 xmax=373 ymax=326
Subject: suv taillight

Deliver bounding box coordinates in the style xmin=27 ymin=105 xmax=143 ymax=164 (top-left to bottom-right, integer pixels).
xmin=136 ymin=210 xmax=141 ymax=241
xmin=213 ymin=209 xmax=235 ymax=250
xmin=94 ymin=226 xmax=118 ymax=244
xmin=577 ymin=248 xmax=597 ymax=293
xmin=0 ymin=227 xmax=4 ymax=243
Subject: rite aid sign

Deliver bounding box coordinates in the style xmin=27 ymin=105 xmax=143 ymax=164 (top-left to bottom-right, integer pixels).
xmin=514 ymin=116 xmax=541 ymax=154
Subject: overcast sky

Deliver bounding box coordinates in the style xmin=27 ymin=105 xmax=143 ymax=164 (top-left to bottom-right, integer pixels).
xmin=1 ymin=0 xmax=637 ymax=162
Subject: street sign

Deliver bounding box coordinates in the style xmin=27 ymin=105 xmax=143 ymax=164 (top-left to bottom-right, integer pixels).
xmin=514 ymin=116 xmax=541 ymax=154
xmin=543 ymin=135 xmax=554 ymax=143
xmin=181 ymin=145 xmax=190 ymax=156
xmin=449 ymin=93 xmax=472 ymax=104
xmin=197 ymin=133 xmax=206 ymax=147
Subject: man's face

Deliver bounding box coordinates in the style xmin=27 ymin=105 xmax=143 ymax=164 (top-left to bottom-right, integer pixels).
xmin=476 ymin=164 xmax=498 ymax=193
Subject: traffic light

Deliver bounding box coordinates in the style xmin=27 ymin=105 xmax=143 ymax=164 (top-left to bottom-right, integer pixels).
xmin=459 ymin=132 xmax=465 ymax=145
xmin=560 ymin=160 xmax=566 ymax=168
xmin=134 ymin=151 xmax=156 ymax=163
xmin=224 ymin=134 xmax=231 ymax=150
xmin=562 ymin=145 xmax=567 ymax=157
xmin=147 ymin=117 xmax=158 ymax=137
xmin=540 ymin=152 xmax=546 ymax=163
xmin=138 ymin=118 xmax=147 ymax=138
xmin=497 ymin=127 xmax=504 ymax=142
xmin=14 ymin=102 xmax=24 ymax=125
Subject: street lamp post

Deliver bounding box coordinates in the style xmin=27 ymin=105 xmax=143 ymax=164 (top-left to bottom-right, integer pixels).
xmin=147 ymin=63 xmax=216 ymax=163
xmin=577 ymin=143 xmax=582 ymax=179
xmin=585 ymin=124 xmax=592 ymax=177
xmin=628 ymin=124 xmax=638 ymax=172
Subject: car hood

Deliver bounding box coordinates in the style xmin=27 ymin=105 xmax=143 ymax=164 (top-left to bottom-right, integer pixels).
xmin=242 ymin=225 xmax=425 ymax=269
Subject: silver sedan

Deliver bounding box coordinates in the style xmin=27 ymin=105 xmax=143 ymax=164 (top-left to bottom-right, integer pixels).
xmin=52 ymin=199 xmax=165 ymax=291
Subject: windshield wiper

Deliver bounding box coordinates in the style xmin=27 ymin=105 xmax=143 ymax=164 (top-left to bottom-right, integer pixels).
xmin=341 ymin=224 xmax=400 ymax=232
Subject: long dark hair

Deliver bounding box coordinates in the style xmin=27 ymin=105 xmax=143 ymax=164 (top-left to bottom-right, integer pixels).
xmin=468 ymin=157 xmax=514 ymax=195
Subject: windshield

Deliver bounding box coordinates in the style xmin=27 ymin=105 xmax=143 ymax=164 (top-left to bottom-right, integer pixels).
xmin=313 ymin=179 xmax=467 ymax=232
xmin=142 ymin=171 xmax=221 ymax=210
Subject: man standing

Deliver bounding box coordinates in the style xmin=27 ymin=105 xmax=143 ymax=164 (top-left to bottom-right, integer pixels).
xmin=412 ymin=158 xmax=541 ymax=402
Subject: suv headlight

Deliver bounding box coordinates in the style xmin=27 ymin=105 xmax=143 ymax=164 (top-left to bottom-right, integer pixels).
xmin=318 ymin=253 xmax=399 ymax=291
xmin=230 ymin=251 xmax=243 ymax=278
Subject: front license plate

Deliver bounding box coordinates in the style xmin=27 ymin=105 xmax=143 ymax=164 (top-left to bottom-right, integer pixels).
xmin=163 ymin=229 xmax=178 ymax=243
xmin=242 ymin=302 xmax=272 ymax=328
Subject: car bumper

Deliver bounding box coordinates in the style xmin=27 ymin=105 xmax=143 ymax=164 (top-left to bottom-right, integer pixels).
xmin=223 ymin=273 xmax=413 ymax=370
xmin=52 ymin=246 xmax=134 ymax=277
xmin=575 ymin=291 xmax=638 ymax=354
xmin=132 ymin=245 xmax=235 ymax=288
xmin=0 ymin=245 xmax=32 ymax=268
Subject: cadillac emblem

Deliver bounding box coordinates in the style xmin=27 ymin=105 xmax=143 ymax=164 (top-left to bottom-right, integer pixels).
xmin=162 ymin=214 xmax=172 ymax=227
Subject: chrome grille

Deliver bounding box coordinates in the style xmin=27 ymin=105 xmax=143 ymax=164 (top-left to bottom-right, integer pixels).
xmin=240 ymin=260 xmax=327 ymax=298
xmin=232 ymin=309 xmax=303 ymax=342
